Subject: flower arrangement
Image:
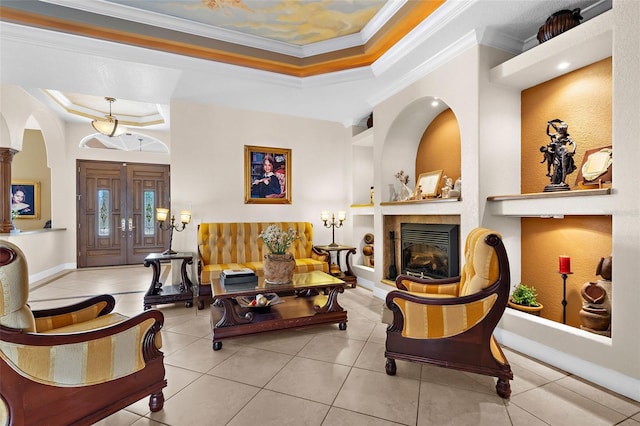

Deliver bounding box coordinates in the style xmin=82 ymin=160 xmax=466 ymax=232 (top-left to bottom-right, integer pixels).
xmin=395 ymin=170 xmax=409 ymax=184
xmin=258 ymin=224 xmax=298 ymax=255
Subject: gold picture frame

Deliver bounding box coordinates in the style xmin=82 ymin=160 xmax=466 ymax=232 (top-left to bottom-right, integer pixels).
xmin=244 ymin=145 xmax=292 ymax=204
xmin=416 ymin=170 xmax=443 ymax=198
xmin=11 ymin=180 xmax=41 ymax=219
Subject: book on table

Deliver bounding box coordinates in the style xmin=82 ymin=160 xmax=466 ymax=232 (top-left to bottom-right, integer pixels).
xmin=220 ymin=268 xmax=258 ymax=290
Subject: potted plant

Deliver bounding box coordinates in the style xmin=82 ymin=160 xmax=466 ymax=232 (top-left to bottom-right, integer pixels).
xmin=258 ymin=224 xmax=299 ymax=284
xmin=508 ymin=283 xmax=544 ymax=315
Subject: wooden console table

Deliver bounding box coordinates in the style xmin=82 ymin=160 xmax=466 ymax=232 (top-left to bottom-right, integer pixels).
xmin=210 ymin=271 xmax=347 ymax=350
xmin=143 ymin=252 xmax=194 ymax=310
xmin=314 ymin=244 xmax=357 ymax=287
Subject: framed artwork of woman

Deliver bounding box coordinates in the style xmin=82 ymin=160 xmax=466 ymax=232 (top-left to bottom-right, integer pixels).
xmin=11 ymin=181 xmax=40 ymax=219
xmin=244 ymin=145 xmax=291 ymax=204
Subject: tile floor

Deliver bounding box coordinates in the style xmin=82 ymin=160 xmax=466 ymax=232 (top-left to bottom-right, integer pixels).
xmin=28 ymin=266 xmax=640 ymax=426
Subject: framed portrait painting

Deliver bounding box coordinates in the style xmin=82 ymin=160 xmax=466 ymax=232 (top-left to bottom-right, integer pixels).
xmin=11 ymin=181 xmax=40 ymax=219
xmin=244 ymin=145 xmax=291 ymax=204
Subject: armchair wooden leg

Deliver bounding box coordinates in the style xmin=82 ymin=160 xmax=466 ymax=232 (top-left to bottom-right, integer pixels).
xmin=496 ymin=378 xmax=511 ymax=399
xmin=385 ymin=358 xmax=397 ymax=375
xmin=149 ymin=391 xmax=165 ymax=412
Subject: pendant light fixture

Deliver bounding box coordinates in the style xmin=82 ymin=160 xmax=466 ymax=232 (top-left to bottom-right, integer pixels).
xmin=91 ymin=97 xmax=127 ymax=137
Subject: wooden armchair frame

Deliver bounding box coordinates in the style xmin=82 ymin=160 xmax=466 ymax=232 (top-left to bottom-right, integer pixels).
xmin=0 ymin=243 xmax=167 ymax=425
xmin=384 ymin=232 xmax=513 ymax=398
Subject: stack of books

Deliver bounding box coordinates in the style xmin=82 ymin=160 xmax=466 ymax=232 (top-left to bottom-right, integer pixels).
xmin=220 ymin=268 xmax=258 ymax=291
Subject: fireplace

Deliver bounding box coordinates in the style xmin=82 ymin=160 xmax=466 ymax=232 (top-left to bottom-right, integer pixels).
xmin=401 ymin=223 xmax=459 ymax=279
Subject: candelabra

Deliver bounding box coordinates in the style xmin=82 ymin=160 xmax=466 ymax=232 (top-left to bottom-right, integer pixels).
xmin=321 ymin=210 xmax=346 ymax=247
xmin=156 ymin=208 xmax=191 ymax=255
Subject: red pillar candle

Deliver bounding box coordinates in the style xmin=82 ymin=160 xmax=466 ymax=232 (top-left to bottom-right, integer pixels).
xmin=559 ymin=255 xmax=571 ymax=274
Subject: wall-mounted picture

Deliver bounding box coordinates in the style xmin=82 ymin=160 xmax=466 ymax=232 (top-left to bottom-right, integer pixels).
xmin=416 ymin=170 xmax=443 ymax=198
xmin=244 ymin=145 xmax=291 ymax=204
xmin=11 ymin=181 xmax=40 ymax=219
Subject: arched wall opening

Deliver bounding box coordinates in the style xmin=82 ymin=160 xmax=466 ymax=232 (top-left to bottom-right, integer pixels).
xmin=12 ymin=128 xmax=51 ymax=230
xmin=380 ymin=96 xmax=458 ymax=197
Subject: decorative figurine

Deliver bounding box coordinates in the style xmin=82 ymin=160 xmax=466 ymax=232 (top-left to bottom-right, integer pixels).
xmin=450 ymin=177 xmax=461 ymax=198
xmin=441 ymin=176 xmax=454 ymax=198
xmin=540 ymin=119 xmax=577 ymax=192
xmin=362 ymin=233 xmax=374 ymax=267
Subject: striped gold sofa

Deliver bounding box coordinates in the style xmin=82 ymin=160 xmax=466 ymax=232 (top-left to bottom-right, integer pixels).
xmin=0 ymin=240 xmax=166 ymax=425
xmin=384 ymin=227 xmax=513 ymax=399
xmin=196 ymin=222 xmax=329 ymax=309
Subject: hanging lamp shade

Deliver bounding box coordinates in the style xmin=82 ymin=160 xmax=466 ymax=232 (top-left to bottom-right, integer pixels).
xmin=91 ymin=97 xmax=127 ymax=137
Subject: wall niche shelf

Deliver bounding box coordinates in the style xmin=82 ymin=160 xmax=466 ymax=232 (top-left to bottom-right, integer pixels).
xmin=380 ymin=197 xmax=460 ymax=206
xmin=352 ymin=127 xmax=374 ymax=146
xmin=490 ymin=9 xmax=612 ymax=90
xmin=487 ymin=188 xmax=610 ymax=201
xmin=487 ymin=188 xmax=612 ymax=217
xmin=350 ymin=204 xmax=374 ymax=216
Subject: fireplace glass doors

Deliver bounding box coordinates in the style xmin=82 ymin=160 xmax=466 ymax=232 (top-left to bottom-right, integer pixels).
xmin=401 ymin=223 xmax=459 ymax=279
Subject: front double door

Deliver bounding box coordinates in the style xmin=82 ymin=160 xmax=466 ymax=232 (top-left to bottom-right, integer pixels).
xmin=77 ymin=160 xmax=170 ymax=268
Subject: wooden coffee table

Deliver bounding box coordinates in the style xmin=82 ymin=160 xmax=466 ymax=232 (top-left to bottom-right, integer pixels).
xmin=210 ymin=270 xmax=347 ymax=350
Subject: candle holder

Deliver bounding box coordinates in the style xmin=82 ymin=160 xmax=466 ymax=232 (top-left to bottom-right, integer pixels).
xmin=558 ymin=271 xmax=573 ymax=324
xmin=321 ymin=211 xmax=346 ymax=247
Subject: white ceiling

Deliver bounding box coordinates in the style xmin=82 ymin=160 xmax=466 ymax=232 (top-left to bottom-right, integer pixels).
xmin=0 ymin=0 xmax=608 ymax=128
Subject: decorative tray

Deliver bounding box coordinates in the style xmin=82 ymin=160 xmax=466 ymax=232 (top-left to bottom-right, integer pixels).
xmin=235 ymin=293 xmax=283 ymax=312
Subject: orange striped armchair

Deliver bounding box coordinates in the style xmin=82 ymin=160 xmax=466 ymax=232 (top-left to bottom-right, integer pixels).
xmin=0 ymin=240 xmax=167 ymax=425
xmin=384 ymin=228 xmax=513 ymax=398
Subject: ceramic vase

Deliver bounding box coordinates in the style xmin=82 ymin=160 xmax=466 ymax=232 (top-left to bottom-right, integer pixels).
xmin=263 ymin=253 xmax=295 ymax=284
xmin=398 ymin=183 xmax=412 ymax=201
xmin=537 ymin=8 xmax=583 ymax=43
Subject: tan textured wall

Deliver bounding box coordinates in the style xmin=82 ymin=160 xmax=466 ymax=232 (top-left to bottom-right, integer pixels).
xmin=521 ymin=58 xmax=612 ymax=194
xmin=415 ymin=108 xmax=461 ymax=191
xmin=521 ymin=216 xmax=612 ymax=327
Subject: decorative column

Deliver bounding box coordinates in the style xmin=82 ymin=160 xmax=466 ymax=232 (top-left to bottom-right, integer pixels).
xmin=0 ymin=148 xmax=18 ymax=233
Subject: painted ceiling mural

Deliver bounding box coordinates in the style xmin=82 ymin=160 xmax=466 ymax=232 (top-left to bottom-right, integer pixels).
xmin=107 ymin=0 xmax=387 ymax=45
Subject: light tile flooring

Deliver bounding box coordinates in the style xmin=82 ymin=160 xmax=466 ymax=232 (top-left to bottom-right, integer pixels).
xmin=28 ymin=266 xmax=640 ymax=426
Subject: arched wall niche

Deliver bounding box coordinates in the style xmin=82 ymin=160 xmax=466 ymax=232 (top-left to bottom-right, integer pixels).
xmin=381 ymin=96 xmax=454 ymax=191
xmin=12 ymin=128 xmax=51 ymax=230
xmin=415 ymin=108 xmax=461 ymax=188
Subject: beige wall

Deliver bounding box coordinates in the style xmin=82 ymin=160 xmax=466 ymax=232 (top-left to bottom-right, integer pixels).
xmin=168 ymin=100 xmax=351 ymax=254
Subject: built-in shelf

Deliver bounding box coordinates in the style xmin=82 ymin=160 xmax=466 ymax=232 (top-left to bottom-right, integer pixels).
xmin=487 ymin=188 xmax=613 ymax=217
xmin=487 ymin=188 xmax=610 ymax=201
xmin=380 ymin=197 xmax=460 ymax=206
xmin=2 ymin=228 xmax=66 ymax=236
xmin=352 ymin=127 xmax=373 ymax=146
xmin=381 ymin=197 xmax=462 ymax=216
xmin=353 ymin=264 xmax=374 ymax=274
xmin=490 ymin=9 xmax=612 ymax=90
xmin=350 ymin=204 xmax=374 ymax=216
